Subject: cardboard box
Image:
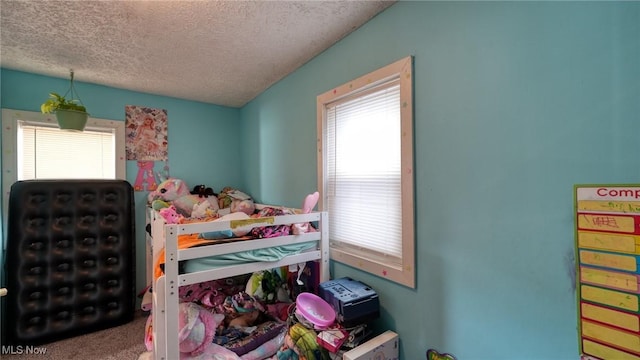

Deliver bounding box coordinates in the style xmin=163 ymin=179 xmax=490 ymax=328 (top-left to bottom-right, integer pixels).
xmin=317 ymin=329 xmax=349 ymax=353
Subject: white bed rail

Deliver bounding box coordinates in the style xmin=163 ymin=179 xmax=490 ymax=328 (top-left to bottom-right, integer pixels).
xmin=151 ymin=209 xmax=329 ymax=360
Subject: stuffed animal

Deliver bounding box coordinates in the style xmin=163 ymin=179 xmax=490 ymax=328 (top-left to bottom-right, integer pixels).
xmin=149 ymin=178 xmax=219 ymax=217
xmin=286 ymin=323 xmax=328 ymax=360
xmin=148 ymin=178 xmax=191 ymax=203
xmin=159 ymin=205 xmax=182 ymax=224
xmin=245 ymin=269 xmax=288 ymax=304
xmin=191 ymin=185 xmax=216 ymax=198
xmin=151 ymin=199 xmax=171 ymax=211
xmin=217 ymin=187 xmax=255 ymax=215
xmin=191 ymin=201 xmax=216 ymax=219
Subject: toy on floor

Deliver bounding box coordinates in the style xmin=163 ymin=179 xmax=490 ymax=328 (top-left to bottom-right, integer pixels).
xmin=278 ymin=323 xmax=328 ymax=360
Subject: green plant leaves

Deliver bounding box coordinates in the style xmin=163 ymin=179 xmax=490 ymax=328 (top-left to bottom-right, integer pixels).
xmin=41 ymin=92 xmax=86 ymax=113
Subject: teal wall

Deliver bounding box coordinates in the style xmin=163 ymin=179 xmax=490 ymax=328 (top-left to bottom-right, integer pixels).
xmin=241 ymin=2 xmax=640 ymax=359
xmin=1 ymin=1 xmax=639 ymax=359
xmin=0 ymin=69 xmax=243 ymax=298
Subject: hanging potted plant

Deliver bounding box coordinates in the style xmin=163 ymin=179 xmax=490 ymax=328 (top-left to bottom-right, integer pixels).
xmin=40 ymin=70 xmax=89 ymax=131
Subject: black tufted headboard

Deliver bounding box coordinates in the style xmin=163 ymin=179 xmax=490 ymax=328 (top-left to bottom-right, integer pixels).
xmin=3 ymin=180 xmax=136 ymax=346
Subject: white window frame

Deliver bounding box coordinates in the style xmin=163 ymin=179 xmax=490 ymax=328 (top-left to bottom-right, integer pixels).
xmin=316 ymin=56 xmax=415 ymax=288
xmin=1 ymin=108 xmax=126 ymax=218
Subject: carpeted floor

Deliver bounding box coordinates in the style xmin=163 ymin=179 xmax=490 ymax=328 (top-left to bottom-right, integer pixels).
xmin=3 ymin=311 xmax=149 ymax=360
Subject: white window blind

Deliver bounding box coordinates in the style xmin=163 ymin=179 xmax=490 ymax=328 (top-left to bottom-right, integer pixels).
xmin=18 ymin=121 xmax=116 ymax=180
xmin=326 ymin=80 xmax=402 ymax=262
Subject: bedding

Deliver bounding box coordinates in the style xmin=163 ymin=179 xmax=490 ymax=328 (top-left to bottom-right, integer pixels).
xmin=152 ymin=206 xmax=317 ymax=281
xmin=183 ymin=242 xmax=317 ymax=273
xmin=146 ymin=311 xmax=287 ymax=360
xmin=153 ymin=236 xmax=317 ymax=280
xmin=145 ymin=275 xmax=290 ymax=359
xmin=147 ymin=185 xmax=330 ymax=360
xmin=183 ymin=331 xmax=286 ymax=360
xmin=216 ymin=320 xmax=286 ymax=356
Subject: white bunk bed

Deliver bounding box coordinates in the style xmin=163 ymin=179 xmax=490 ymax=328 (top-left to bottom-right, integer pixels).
xmin=148 ymin=206 xmax=330 ymax=360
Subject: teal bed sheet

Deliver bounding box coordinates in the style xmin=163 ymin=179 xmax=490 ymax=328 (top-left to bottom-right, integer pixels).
xmin=183 ymin=241 xmax=317 ymax=272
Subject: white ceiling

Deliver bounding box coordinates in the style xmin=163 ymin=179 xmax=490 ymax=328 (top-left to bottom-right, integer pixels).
xmin=0 ymin=0 xmax=395 ymax=108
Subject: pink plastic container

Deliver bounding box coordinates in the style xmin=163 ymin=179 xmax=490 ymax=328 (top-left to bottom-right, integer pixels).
xmin=295 ymin=292 xmax=336 ymax=328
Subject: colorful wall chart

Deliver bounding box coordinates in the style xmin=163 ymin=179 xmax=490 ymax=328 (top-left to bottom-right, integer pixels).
xmin=576 ymin=185 xmax=640 ymax=360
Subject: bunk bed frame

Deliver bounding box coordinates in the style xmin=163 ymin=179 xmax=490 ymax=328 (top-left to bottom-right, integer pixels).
xmin=148 ymin=206 xmax=330 ymax=360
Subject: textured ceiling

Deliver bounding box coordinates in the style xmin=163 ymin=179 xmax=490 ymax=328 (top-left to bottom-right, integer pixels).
xmin=0 ymin=0 xmax=395 ymax=108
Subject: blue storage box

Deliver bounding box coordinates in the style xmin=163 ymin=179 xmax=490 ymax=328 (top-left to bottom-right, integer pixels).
xmin=318 ymin=277 xmax=380 ymax=327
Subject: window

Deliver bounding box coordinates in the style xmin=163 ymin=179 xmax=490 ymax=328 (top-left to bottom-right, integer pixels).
xmin=19 ymin=124 xmax=116 ymax=179
xmin=316 ymin=56 xmax=415 ymax=288
xmin=2 ymin=109 xmax=126 ymax=213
